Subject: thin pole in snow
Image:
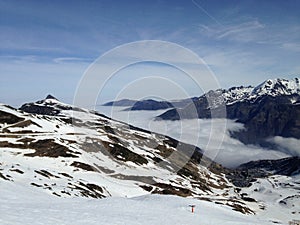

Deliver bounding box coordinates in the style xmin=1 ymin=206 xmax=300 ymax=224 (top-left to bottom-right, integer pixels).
xmin=189 ymin=205 xmax=196 ymax=213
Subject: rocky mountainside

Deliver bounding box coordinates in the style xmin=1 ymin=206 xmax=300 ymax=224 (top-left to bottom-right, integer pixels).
xmin=238 ymin=156 xmax=300 ymax=176
xmin=157 ymin=78 xmax=300 ymax=145
xmin=226 ymin=156 xmax=300 ymax=187
xmin=1 ymin=95 xmax=257 ymax=213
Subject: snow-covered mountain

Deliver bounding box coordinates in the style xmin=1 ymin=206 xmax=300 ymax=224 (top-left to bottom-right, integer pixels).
xmin=250 ymin=78 xmax=300 ymax=98
xmin=1 ymin=96 xmax=256 ymax=213
xmin=156 ymin=78 xmax=299 ymax=118
xmin=103 ymin=78 xmax=300 ymax=112
xmin=1 ymin=95 xmax=300 ymax=224
xmin=157 ymin=78 xmax=300 ymax=146
xmin=206 ymin=78 xmax=300 ymax=108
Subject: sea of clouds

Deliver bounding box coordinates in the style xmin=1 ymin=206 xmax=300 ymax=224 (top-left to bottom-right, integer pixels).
xmin=97 ymin=106 xmax=291 ymax=168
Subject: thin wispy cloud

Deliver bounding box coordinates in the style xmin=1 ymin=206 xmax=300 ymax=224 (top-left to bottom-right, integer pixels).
xmin=199 ymin=19 xmax=265 ymax=43
xmin=0 ymin=55 xmax=39 ymax=63
xmin=217 ymin=20 xmax=265 ymax=41
xmin=53 ymin=57 xmax=93 ymax=64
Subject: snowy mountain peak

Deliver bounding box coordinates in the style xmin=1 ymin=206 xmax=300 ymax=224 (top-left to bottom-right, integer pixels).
xmin=251 ymin=78 xmax=300 ymax=97
xmin=45 ymin=94 xmax=59 ymax=101
xmin=219 ymin=78 xmax=300 ymax=105
xmin=19 ymin=95 xmax=73 ymax=116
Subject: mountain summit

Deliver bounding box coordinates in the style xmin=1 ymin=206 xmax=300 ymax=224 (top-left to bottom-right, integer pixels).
xmin=251 ymin=78 xmax=300 ymax=97
xmin=215 ymin=78 xmax=300 ymax=107
xmin=45 ymin=94 xmax=59 ymax=101
xmin=19 ymin=94 xmax=71 ymax=116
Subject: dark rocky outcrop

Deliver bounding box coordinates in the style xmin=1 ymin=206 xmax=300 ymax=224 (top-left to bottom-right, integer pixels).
xmin=0 ymin=109 xmax=24 ymax=124
xmin=20 ymin=104 xmax=61 ymax=116
xmin=229 ymin=95 xmax=300 ymax=144
xmin=0 ymin=139 xmax=80 ymax=158
xmin=71 ymin=161 xmax=97 ymax=172
xmin=19 ymin=95 xmax=85 ymax=116
xmin=226 ymin=157 xmax=300 ymax=187
xmin=238 ymin=156 xmax=300 ymax=176
xmin=45 ymin=94 xmax=58 ymax=100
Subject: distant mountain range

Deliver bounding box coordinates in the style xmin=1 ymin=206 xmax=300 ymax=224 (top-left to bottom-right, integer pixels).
xmin=102 ymin=97 xmax=199 ymax=111
xmin=103 ymin=78 xmax=299 ymax=110
xmin=104 ymin=78 xmax=300 ymax=146
xmin=157 ymin=78 xmax=300 ymax=146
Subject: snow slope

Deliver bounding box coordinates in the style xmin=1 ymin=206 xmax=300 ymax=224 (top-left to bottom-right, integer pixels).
xmin=242 ymin=174 xmax=300 ymax=223
xmin=0 ymin=182 xmax=273 ymax=225
xmin=1 ymin=99 xmax=250 ymax=208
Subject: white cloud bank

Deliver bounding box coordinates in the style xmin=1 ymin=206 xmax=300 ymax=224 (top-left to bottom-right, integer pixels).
xmin=268 ymin=136 xmax=300 ymax=157
xmin=97 ymin=106 xmax=290 ymax=168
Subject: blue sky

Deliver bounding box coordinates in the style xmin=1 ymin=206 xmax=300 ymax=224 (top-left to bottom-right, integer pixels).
xmin=0 ymin=0 xmax=299 ymax=106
